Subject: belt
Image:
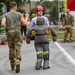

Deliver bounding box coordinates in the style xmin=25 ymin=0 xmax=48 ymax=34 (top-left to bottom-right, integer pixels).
xmin=36 ymin=33 xmax=46 ymax=35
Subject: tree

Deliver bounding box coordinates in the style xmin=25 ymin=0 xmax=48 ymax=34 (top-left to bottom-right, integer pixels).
xmin=49 ymin=0 xmax=58 ymax=24
xmin=0 ymin=0 xmax=29 ymax=11
xmin=36 ymin=0 xmax=58 ymax=23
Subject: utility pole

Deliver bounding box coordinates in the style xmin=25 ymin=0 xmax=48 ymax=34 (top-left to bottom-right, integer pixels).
xmin=58 ymin=0 xmax=60 ymax=25
xmin=29 ymin=0 xmax=31 ymax=21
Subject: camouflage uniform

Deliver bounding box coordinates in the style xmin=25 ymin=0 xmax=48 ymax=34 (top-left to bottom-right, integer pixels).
xmin=26 ymin=17 xmax=57 ymax=70
xmin=3 ymin=12 xmax=23 ymax=70
xmin=62 ymin=13 xmax=74 ymax=42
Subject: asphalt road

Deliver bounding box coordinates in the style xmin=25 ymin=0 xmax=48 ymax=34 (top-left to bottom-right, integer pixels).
xmin=0 ymin=40 xmax=75 ymax=75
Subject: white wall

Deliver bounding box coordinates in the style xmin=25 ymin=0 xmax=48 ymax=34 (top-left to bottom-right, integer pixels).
xmin=70 ymin=11 xmax=75 ymax=28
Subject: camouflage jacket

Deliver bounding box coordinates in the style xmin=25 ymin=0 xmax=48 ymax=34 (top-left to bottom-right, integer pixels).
xmin=63 ymin=14 xmax=74 ymax=26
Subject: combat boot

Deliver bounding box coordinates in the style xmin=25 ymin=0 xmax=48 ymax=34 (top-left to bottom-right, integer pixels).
xmin=61 ymin=40 xmax=66 ymax=43
xmin=15 ymin=65 xmax=20 ymax=73
xmin=11 ymin=64 xmax=15 ymax=71
xmin=68 ymin=39 xmax=73 ymax=43
xmin=15 ymin=60 xmax=20 ymax=73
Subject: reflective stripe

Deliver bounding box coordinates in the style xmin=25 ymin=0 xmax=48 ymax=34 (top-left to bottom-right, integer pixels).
xmin=36 ymin=51 xmax=43 ymax=54
xmin=43 ymin=51 xmax=48 ymax=55
xmin=36 ymin=51 xmax=48 ymax=55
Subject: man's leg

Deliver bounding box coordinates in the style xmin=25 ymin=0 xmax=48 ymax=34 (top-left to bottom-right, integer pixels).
xmin=23 ymin=26 xmax=26 ymax=40
xmin=62 ymin=29 xmax=68 ymax=43
xmin=69 ymin=27 xmax=73 ymax=42
xmin=34 ymin=44 xmax=43 ymax=70
xmin=21 ymin=26 xmax=24 ymax=39
xmin=14 ymin=29 xmax=23 ymax=73
xmin=42 ymin=44 xmax=50 ymax=69
xmin=6 ymin=31 xmax=15 ymax=71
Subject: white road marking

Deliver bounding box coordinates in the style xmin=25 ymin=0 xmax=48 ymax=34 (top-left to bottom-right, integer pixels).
xmin=54 ymin=42 xmax=75 ymax=67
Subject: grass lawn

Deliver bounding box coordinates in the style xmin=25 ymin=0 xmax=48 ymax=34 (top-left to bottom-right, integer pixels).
xmin=48 ymin=26 xmax=75 ymax=40
xmin=53 ymin=27 xmax=75 ymax=39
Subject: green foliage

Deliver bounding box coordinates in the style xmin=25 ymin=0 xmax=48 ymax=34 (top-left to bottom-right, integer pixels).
xmin=17 ymin=7 xmax=25 ymax=13
xmin=0 ymin=20 xmax=1 ymax=28
xmin=30 ymin=8 xmax=35 ymax=15
xmin=0 ymin=0 xmax=23 ymax=11
xmin=36 ymin=0 xmax=58 ymax=23
xmin=42 ymin=1 xmax=52 ymax=8
xmin=54 ymin=27 xmax=75 ymax=39
xmin=49 ymin=1 xmax=58 ymax=22
xmin=0 ymin=20 xmax=5 ymax=32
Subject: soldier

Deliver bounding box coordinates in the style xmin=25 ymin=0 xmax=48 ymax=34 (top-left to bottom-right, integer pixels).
xmin=62 ymin=9 xmax=74 ymax=43
xmin=26 ymin=17 xmax=57 ymax=70
xmin=1 ymin=2 xmax=29 ymax=73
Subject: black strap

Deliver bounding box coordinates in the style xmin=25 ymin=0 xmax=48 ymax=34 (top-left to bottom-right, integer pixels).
xmin=36 ymin=33 xmax=46 ymax=35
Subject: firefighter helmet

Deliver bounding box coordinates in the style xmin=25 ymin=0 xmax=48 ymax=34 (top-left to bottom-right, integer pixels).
xmin=36 ymin=6 xmax=44 ymax=12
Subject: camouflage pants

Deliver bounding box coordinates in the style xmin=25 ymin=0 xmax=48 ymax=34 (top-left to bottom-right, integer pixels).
xmin=6 ymin=29 xmax=23 ymax=65
xmin=64 ymin=27 xmax=73 ymax=41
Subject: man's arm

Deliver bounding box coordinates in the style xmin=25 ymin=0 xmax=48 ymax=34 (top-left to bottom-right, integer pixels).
xmin=30 ymin=17 xmax=37 ymax=27
xmin=26 ymin=29 xmax=32 ymax=44
xmin=1 ymin=17 xmax=6 ymax=27
xmin=49 ymin=27 xmax=57 ymax=42
xmin=44 ymin=17 xmax=50 ymax=26
xmin=30 ymin=18 xmax=34 ymax=27
xmin=52 ymin=36 xmax=57 ymax=42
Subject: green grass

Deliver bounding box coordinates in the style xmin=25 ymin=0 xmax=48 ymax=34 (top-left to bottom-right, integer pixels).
xmin=53 ymin=27 xmax=75 ymax=39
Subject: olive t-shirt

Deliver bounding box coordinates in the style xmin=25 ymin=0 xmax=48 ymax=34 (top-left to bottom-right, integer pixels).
xmin=3 ymin=11 xmax=22 ymax=30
